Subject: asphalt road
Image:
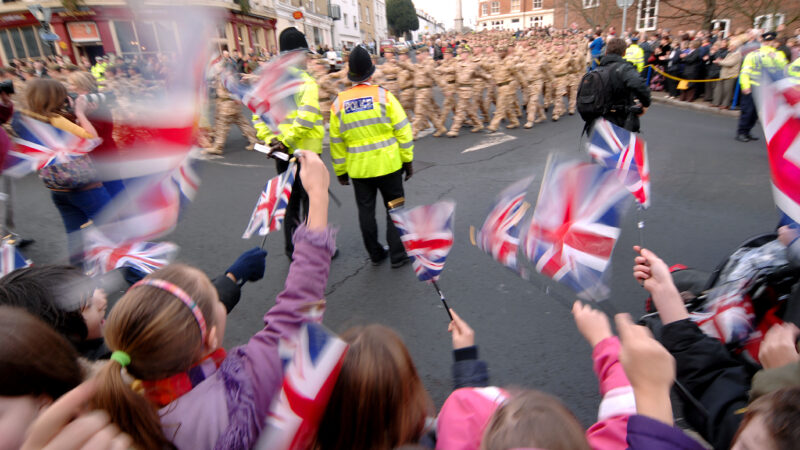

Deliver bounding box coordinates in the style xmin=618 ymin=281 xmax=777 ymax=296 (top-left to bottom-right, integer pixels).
xmin=15 ymin=101 xmax=776 ymax=426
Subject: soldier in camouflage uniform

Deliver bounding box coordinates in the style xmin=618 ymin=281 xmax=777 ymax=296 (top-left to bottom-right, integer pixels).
xmin=410 ymin=47 xmax=446 ymax=138
xmin=447 ymin=47 xmax=491 ymax=137
xmin=522 ymin=45 xmax=553 ymax=127
xmin=487 ymin=45 xmax=524 ymax=132
xmin=437 ymin=47 xmax=458 ymax=127
xmin=204 ymin=74 xmax=258 ymax=155
xmin=396 ymin=47 xmax=416 ymax=115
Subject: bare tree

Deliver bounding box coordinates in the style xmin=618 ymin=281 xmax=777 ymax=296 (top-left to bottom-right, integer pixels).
xmin=737 ymin=0 xmax=800 ymax=30
xmin=566 ymin=0 xmax=621 ymax=30
xmin=657 ymin=0 xmax=731 ymax=31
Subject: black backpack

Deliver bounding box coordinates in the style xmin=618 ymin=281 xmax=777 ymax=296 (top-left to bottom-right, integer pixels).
xmin=577 ymin=63 xmax=621 ymax=122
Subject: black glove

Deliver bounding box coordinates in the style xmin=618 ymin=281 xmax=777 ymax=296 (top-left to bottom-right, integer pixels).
xmin=402 ymin=162 xmax=413 ymax=181
xmin=269 ymin=140 xmax=290 ymax=158
xmin=337 ymin=173 xmax=350 ymax=186
xmin=226 ymin=248 xmax=268 ymax=283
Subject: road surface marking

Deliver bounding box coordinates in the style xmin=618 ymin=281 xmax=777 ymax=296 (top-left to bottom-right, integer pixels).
xmin=461 ymin=132 xmax=517 ymax=153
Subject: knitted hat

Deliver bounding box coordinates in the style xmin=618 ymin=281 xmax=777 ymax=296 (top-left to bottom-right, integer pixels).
xmin=348 ymin=46 xmax=375 ymax=82
xmin=279 ymin=27 xmax=308 ymax=52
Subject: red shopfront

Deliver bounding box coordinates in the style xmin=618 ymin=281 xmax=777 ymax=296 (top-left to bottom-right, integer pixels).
xmin=0 ymin=6 xmax=278 ymax=65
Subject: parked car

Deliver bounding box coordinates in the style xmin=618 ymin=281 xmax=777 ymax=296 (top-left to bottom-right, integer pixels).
xmin=379 ymin=39 xmax=396 ymax=56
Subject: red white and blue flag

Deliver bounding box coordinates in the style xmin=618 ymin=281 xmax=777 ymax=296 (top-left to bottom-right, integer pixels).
xmin=1 ymin=150 xmax=39 ymax=178
xmin=9 ymin=112 xmax=99 ymax=171
xmin=0 ymin=240 xmax=29 ymax=278
xmin=755 ymin=69 xmax=800 ymax=225
xmin=83 ymin=227 xmax=178 ymax=277
xmin=587 ymin=118 xmax=650 ymax=208
xmin=224 ymin=51 xmax=307 ymax=133
xmin=243 ymin=164 xmax=297 ymax=239
xmin=256 ymin=323 xmax=348 ymax=450
xmin=474 ymin=177 xmax=534 ymax=273
xmin=522 ymin=160 xmax=630 ymax=300
xmin=390 ymin=200 xmax=455 ymax=282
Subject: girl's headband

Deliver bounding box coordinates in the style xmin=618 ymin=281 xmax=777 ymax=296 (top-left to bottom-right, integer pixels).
xmin=133 ymin=279 xmax=207 ymax=338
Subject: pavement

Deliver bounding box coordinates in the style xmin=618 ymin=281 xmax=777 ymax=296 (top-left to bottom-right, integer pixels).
xmin=651 ymin=90 xmax=740 ymax=118
xmin=14 ymin=99 xmax=776 ymax=426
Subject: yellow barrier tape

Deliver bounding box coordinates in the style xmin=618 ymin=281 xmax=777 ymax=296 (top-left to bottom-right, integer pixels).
xmin=589 ymin=59 xmax=738 ymax=83
xmin=646 ymin=64 xmax=737 ymax=83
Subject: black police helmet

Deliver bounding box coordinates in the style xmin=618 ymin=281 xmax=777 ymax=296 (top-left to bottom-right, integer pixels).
xmin=279 ymin=27 xmax=308 ymax=52
xmin=348 ymin=46 xmax=375 ymax=83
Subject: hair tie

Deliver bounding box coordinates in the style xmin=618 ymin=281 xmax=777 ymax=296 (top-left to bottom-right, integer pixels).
xmin=110 ymin=350 xmax=131 ymax=367
xmin=133 ymin=279 xmax=207 ymax=338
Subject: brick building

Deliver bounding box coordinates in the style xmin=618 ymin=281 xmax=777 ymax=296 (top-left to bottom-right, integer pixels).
xmin=477 ymin=0 xmax=557 ymax=31
xmin=478 ymin=0 xmax=800 ymax=37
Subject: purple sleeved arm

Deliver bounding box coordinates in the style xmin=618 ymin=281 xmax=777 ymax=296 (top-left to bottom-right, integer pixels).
xmin=240 ymin=224 xmax=336 ymax=417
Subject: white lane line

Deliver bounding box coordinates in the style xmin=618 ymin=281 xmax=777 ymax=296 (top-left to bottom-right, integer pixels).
xmin=461 ymin=132 xmax=517 ymax=153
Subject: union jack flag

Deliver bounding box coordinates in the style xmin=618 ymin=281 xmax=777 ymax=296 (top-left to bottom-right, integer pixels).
xmin=474 ymin=177 xmax=534 ymax=273
xmin=1 ymin=150 xmax=39 ymax=178
xmin=82 ymin=227 xmax=178 ymax=277
xmin=691 ymin=280 xmax=756 ymax=346
xmin=256 ymin=323 xmax=348 ymax=450
xmin=224 ymin=51 xmax=307 ymax=133
xmin=0 ymin=240 xmax=29 ymax=278
xmin=243 ymin=164 xmax=297 ymax=239
xmin=390 ymin=200 xmax=455 ymax=282
xmin=754 ymin=68 xmax=800 ymax=225
xmin=9 ymin=112 xmax=99 ymax=171
xmin=522 ymin=160 xmax=630 ymax=300
xmin=587 ymin=118 xmax=651 ymax=208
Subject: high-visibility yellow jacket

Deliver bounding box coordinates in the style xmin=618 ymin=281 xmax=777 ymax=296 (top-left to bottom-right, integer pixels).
xmin=252 ymin=68 xmax=324 ymax=154
xmin=788 ymin=56 xmax=800 ymax=79
xmin=740 ymin=45 xmax=788 ymax=91
xmin=624 ymin=44 xmax=644 ymax=72
xmin=91 ymin=62 xmax=108 ymax=81
xmin=330 ymin=83 xmax=413 ymax=179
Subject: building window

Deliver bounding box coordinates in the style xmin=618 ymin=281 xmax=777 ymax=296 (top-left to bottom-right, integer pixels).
xmin=532 ymin=16 xmax=543 ymax=27
xmin=533 ymin=0 xmax=542 ymax=8
xmin=636 ymin=0 xmax=658 ymax=31
xmin=491 ymin=1 xmax=500 ymax=14
xmin=366 ymin=7 xmax=370 ymax=23
xmin=711 ymin=19 xmax=730 ymax=38
xmin=0 ymin=26 xmax=48 ymax=60
xmin=511 ymin=18 xmax=519 ymax=23
xmin=343 ymin=13 xmax=348 ymax=28
xmin=481 ymin=3 xmax=488 ymax=16
xmin=583 ymin=0 xmax=599 ymax=8
xmin=511 ymin=0 xmax=520 ymax=12
xmin=754 ymin=13 xmax=784 ymax=30
xmin=113 ymin=20 xmax=177 ymax=55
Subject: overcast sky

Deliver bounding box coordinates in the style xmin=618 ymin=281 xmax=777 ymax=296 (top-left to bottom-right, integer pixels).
xmin=416 ymin=0 xmax=479 ymax=30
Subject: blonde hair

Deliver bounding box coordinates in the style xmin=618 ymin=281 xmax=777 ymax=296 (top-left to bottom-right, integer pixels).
xmin=67 ymin=71 xmax=98 ymax=94
xmin=91 ymin=264 xmax=219 ymax=450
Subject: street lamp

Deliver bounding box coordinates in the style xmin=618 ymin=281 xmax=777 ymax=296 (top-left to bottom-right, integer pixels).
xmin=28 ymin=4 xmax=58 ymax=56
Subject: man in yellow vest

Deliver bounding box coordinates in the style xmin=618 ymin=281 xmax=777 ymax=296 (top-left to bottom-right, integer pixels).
xmin=253 ymin=27 xmax=324 ymax=258
xmin=736 ymin=31 xmax=788 ymax=142
xmin=624 ymin=35 xmax=645 ymax=73
xmin=788 ymin=56 xmax=800 ymax=79
xmin=330 ymin=46 xmax=413 ymax=268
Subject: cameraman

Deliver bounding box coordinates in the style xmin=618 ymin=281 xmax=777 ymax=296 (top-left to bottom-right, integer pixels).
xmin=598 ymin=37 xmax=651 ymax=132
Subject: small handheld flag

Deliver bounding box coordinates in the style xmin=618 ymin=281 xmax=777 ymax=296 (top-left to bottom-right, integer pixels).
xmin=243 ymin=163 xmax=297 ymax=239
xmin=224 ymin=51 xmax=307 ymax=133
xmin=587 ymin=118 xmax=650 ymax=208
xmin=83 ymin=227 xmax=178 ymax=277
xmin=522 ymin=159 xmax=630 ymax=301
xmin=256 ymin=323 xmax=348 ymax=450
xmin=390 ymin=199 xmax=456 ymax=320
xmin=472 ymin=176 xmax=534 ymax=274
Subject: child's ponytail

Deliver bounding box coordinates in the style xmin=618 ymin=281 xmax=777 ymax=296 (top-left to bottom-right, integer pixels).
xmin=93 ymin=355 xmax=174 ymax=449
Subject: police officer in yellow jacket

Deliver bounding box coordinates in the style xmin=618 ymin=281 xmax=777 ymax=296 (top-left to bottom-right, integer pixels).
xmin=736 ymin=31 xmax=788 ymax=142
xmin=255 ymin=27 xmax=325 ymax=257
xmin=331 ymin=46 xmax=413 ymax=267
xmin=624 ymin=36 xmax=645 ymax=73
xmin=788 ymin=56 xmax=800 ymax=79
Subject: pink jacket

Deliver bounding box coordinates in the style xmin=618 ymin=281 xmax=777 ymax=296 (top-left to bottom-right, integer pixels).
xmin=436 ymin=337 xmax=634 ymax=450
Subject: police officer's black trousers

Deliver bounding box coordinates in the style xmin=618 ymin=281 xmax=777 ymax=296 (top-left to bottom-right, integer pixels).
xmin=737 ymin=93 xmax=758 ymax=136
xmin=276 ymin=158 xmax=308 ymax=256
xmin=351 ymin=169 xmax=406 ymax=264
